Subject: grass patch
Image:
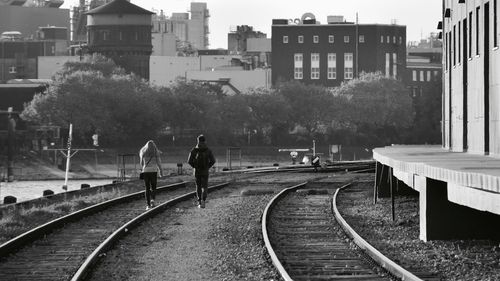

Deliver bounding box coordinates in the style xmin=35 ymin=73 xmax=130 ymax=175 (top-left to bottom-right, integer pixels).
xmin=0 ymin=190 xmax=123 ymax=245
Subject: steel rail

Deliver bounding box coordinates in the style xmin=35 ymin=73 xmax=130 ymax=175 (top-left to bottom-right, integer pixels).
xmin=261 ymin=182 xmax=308 ymax=281
xmin=0 ymin=181 xmax=187 ymax=257
xmin=332 ymin=183 xmax=424 ymax=281
xmin=71 ymin=182 xmax=230 ymax=281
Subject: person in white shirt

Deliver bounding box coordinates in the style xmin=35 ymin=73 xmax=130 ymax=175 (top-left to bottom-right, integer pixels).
xmin=139 ymin=140 xmax=164 ymax=210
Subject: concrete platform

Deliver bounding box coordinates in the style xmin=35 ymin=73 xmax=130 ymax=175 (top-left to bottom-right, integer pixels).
xmin=373 ymin=145 xmax=500 ymax=241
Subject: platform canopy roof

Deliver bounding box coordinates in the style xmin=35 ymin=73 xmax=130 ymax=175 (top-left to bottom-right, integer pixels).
xmin=86 ymin=0 xmax=153 ymax=15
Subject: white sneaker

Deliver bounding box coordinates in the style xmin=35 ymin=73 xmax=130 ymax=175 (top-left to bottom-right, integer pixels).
xmin=146 ymin=205 xmax=151 ymax=210
xmin=150 ymin=200 xmax=155 ymax=207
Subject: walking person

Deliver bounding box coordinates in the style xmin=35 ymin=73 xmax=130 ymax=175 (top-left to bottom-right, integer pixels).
xmin=188 ymin=135 xmax=215 ymax=208
xmin=139 ymin=140 xmax=163 ymax=210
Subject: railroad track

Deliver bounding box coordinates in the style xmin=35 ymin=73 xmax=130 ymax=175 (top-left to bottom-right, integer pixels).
xmin=263 ymin=180 xmax=392 ymax=280
xmin=262 ymin=175 xmax=442 ymax=281
xmin=0 ymin=181 xmax=228 ymax=281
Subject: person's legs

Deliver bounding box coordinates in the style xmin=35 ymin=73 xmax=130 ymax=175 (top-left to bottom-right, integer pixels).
xmin=195 ymin=175 xmax=203 ymax=204
xmin=150 ymin=172 xmax=157 ymax=205
xmin=144 ymin=175 xmax=152 ymax=207
xmin=201 ymin=175 xmax=209 ymax=202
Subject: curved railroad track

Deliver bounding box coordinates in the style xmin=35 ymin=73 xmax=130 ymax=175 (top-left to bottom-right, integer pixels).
xmin=334 ymin=182 xmax=441 ymax=281
xmin=262 ymin=174 xmax=443 ymax=281
xmin=0 ymin=181 xmax=228 ymax=281
xmin=263 ymin=179 xmax=392 ymax=280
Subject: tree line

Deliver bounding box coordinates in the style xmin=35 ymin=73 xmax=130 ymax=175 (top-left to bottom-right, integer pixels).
xmin=21 ymin=55 xmax=440 ymax=148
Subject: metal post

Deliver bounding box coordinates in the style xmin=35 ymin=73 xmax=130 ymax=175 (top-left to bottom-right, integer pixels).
xmin=390 ymin=167 xmax=395 ymax=221
xmin=312 ymin=140 xmax=316 ymax=156
xmin=7 ymin=112 xmax=16 ymax=182
xmin=62 ymin=123 xmax=72 ymax=190
xmin=373 ymin=162 xmax=379 ymax=204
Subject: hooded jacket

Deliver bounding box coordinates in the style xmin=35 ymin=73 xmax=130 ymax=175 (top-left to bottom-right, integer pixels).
xmin=188 ymin=142 xmax=216 ymax=176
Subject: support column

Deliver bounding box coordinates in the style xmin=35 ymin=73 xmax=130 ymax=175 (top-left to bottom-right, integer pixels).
xmin=420 ymin=178 xmax=500 ymax=241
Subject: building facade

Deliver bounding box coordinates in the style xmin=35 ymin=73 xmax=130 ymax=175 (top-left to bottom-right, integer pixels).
xmin=442 ymin=0 xmax=500 ymax=155
xmin=0 ymin=3 xmax=69 ymax=40
xmin=406 ymin=35 xmax=443 ymax=98
xmin=271 ymin=15 xmax=406 ymax=87
xmin=0 ymin=26 xmax=69 ymax=82
xmin=86 ymin=0 xmax=153 ymax=80
xmin=151 ymin=2 xmax=210 ymax=52
xmin=228 ymin=25 xmax=267 ymax=55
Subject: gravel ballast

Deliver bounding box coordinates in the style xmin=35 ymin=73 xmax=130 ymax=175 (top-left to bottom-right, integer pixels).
xmin=86 ymin=184 xmax=284 ymax=281
xmin=337 ymin=180 xmax=500 ymax=281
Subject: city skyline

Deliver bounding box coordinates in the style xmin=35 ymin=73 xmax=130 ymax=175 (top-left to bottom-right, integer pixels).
xmin=60 ymin=0 xmax=442 ymax=49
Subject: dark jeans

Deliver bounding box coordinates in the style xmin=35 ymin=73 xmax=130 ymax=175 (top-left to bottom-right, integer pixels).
xmin=143 ymin=172 xmax=157 ymax=206
xmin=195 ymin=174 xmax=209 ymax=202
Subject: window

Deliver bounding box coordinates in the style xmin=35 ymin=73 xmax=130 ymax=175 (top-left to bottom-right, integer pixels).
xmin=329 ymin=35 xmax=334 ymax=43
xmin=476 ymin=6 xmax=480 ymax=56
xmin=381 ymin=35 xmax=384 ymax=43
xmin=359 ymin=35 xmax=365 ymax=43
xmin=294 ymin=53 xmax=303 ymax=79
xmin=344 ymin=53 xmax=353 ymax=79
xmin=313 ymin=35 xmax=319 ymax=43
xmin=103 ymin=30 xmax=110 ymax=40
xmin=420 ymin=70 xmax=424 ymax=82
xmin=311 ymin=53 xmax=320 ymax=79
xmin=433 ymin=70 xmax=440 ymax=80
xmin=385 ymin=53 xmax=390 ymax=77
xmin=8 ymin=66 xmax=16 ymax=74
xmin=399 ymin=36 xmax=402 ymax=44
xmin=298 ymin=35 xmax=304 ymax=43
xmin=392 ymin=53 xmax=397 ymax=78
xmin=412 ymin=70 xmax=417 ymax=81
xmin=328 ymin=53 xmax=337 ymax=79
xmin=393 ymin=36 xmax=396 ymax=43
xmin=344 ymin=35 xmax=350 ymax=43
xmin=135 ymin=31 xmax=139 ymax=41
xmin=283 ymin=36 xmax=288 ymax=43
xmin=469 ymin=12 xmax=473 ymax=58
xmin=119 ymin=31 xmax=123 ymax=41
xmin=495 ymin=0 xmax=498 ymax=48
xmin=386 ymin=36 xmax=390 ymax=43
xmin=427 ymin=71 xmax=431 ymax=82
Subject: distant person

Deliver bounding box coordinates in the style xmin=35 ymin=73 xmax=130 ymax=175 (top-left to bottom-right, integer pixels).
xmin=139 ymin=140 xmax=163 ymax=210
xmin=187 ymin=135 xmax=215 ymax=208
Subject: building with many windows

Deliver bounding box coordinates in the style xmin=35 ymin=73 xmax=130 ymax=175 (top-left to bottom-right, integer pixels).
xmin=406 ymin=34 xmax=443 ymax=98
xmin=372 ymin=0 xmax=500 ymax=242
xmin=442 ymin=0 xmax=500 ymax=155
xmin=271 ymin=14 xmax=406 ymax=87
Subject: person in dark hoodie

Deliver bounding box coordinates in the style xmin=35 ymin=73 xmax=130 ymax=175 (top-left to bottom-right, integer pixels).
xmin=187 ymin=134 xmax=216 ymax=208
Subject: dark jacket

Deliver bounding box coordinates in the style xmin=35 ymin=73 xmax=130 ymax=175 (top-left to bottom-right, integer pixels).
xmin=188 ymin=143 xmax=216 ymax=176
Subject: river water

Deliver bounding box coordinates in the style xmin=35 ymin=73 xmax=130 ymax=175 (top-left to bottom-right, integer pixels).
xmin=0 ymin=179 xmax=114 ymax=204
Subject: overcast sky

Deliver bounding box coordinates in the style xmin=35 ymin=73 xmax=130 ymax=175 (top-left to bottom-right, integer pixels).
xmin=61 ymin=0 xmax=442 ymax=49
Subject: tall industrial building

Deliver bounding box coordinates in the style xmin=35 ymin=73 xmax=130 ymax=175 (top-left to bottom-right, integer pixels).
xmin=151 ymin=2 xmax=210 ymax=52
xmin=86 ymin=0 xmax=153 ymax=79
xmin=271 ymin=14 xmax=406 ymax=87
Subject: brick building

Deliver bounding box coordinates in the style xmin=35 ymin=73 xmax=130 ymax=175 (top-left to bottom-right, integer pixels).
xmin=271 ymin=14 xmax=406 ymax=87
